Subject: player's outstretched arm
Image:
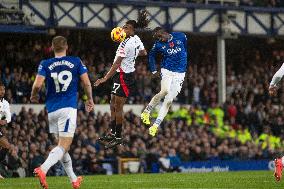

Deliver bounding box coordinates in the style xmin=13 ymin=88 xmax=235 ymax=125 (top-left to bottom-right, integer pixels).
xmin=0 ymin=102 xmax=11 ymax=126
xmin=148 ymin=44 xmax=158 ymax=74
xmin=80 ymin=73 xmax=94 ymax=112
xmin=94 ymin=56 xmax=124 ymax=87
xmin=269 ymin=63 xmax=284 ymax=96
xmin=30 ymin=75 xmax=45 ymax=103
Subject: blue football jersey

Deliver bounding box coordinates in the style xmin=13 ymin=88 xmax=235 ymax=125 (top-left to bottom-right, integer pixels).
xmin=37 ymin=56 xmax=88 ymax=113
xmin=148 ymin=32 xmax=188 ymax=73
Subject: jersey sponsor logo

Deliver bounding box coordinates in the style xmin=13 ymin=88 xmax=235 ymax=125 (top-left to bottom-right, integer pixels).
xmin=167 ymin=47 xmax=182 ymax=55
xmin=48 ymin=60 xmax=74 ymax=70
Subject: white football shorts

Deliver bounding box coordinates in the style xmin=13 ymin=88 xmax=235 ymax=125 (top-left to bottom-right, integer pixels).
xmin=48 ymin=107 xmax=77 ymax=137
xmin=161 ymin=68 xmax=185 ymax=99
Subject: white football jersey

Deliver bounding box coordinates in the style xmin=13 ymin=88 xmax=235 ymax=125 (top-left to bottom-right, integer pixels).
xmin=0 ymin=98 xmax=11 ymax=123
xmin=114 ymin=35 xmax=145 ymax=73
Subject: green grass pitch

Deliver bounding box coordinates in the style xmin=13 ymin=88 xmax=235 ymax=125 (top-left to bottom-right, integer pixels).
xmin=0 ymin=171 xmax=282 ymax=189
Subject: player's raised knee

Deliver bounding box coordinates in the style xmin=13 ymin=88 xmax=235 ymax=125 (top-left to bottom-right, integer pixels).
xmin=164 ymin=98 xmax=173 ymax=107
xmin=159 ymin=89 xmax=169 ymax=97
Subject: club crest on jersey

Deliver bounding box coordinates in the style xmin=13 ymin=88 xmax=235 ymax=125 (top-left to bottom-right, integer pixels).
xmin=38 ymin=65 xmax=43 ymax=71
xmin=169 ymin=42 xmax=174 ymax=48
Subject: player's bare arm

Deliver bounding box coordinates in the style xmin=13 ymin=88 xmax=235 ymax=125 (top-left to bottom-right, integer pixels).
xmin=30 ymin=75 xmax=45 ymax=103
xmin=269 ymin=63 xmax=284 ymax=97
xmin=94 ymin=56 xmax=124 ymax=87
xmin=80 ymin=73 xmax=94 ymax=112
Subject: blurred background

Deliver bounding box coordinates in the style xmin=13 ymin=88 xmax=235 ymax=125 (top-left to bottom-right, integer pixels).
xmin=1 ymin=0 xmax=284 ymax=177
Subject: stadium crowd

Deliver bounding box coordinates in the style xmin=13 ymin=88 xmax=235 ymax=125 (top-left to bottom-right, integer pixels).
xmin=0 ymin=33 xmax=284 ymax=177
xmin=0 ymin=106 xmax=282 ymax=177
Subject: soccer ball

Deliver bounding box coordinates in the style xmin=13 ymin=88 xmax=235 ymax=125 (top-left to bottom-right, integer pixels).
xmin=111 ymin=27 xmax=126 ymax=43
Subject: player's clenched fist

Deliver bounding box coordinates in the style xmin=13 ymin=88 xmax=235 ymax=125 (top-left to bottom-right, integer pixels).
xmin=269 ymin=85 xmax=277 ymax=97
xmin=94 ymin=78 xmax=107 ymax=87
xmin=85 ymin=99 xmax=95 ymax=112
xmin=30 ymin=95 xmax=40 ymax=103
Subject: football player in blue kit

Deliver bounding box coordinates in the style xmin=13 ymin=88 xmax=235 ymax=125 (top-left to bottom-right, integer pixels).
xmin=141 ymin=27 xmax=188 ymax=136
xmin=30 ymin=36 xmax=94 ymax=189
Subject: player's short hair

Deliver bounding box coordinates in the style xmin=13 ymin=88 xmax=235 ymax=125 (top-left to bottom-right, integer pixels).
xmin=152 ymin=27 xmax=166 ymax=39
xmin=52 ymin=36 xmax=67 ymax=53
xmin=126 ymin=10 xmax=150 ymax=29
xmin=0 ymin=81 xmax=4 ymax=87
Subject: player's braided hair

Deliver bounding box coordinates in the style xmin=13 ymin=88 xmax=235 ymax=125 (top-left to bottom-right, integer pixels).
xmin=126 ymin=10 xmax=150 ymax=30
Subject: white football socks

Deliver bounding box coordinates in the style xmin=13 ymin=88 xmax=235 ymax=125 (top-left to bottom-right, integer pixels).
xmin=41 ymin=146 xmax=65 ymax=174
xmin=154 ymin=97 xmax=173 ymax=127
xmin=145 ymin=89 xmax=169 ymax=114
xmin=145 ymin=76 xmax=172 ymax=114
xmin=61 ymin=152 xmax=77 ymax=182
xmin=144 ymin=94 xmax=163 ymax=114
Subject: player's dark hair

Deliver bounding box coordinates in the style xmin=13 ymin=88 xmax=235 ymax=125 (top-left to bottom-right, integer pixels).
xmin=152 ymin=27 xmax=166 ymax=39
xmin=126 ymin=10 xmax=150 ymax=29
xmin=153 ymin=27 xmax=165 ymax=33
xmin=0 ymin=81 xmax=4 ymax=87
xmin=52 ymin=36 xmax=67 ymax=53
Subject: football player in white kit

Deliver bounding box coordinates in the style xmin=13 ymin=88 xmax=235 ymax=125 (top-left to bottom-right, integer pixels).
xmin=0 ymin=81 xmax=12 ymax=179
xmin=94 ymin=10 xmax=149 ymax=148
